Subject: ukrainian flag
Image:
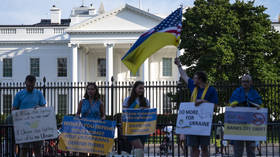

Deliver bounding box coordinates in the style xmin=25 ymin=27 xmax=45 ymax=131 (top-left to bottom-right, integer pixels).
xmin=121 ymin=8 xmax=182 ymax=74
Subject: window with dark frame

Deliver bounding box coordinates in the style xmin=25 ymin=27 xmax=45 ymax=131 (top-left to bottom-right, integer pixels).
xmin=57 ymin=58 xmax=67 ymax=77
xmin=3 ymin=58 xmax=12 ymax=77
xmin=3 ymin=94 xmax=12 ymax=114
xmin=98 ymin=58 xmax=106 ymax=77
xmin=163 ymin=93 xmax=172 ymax=114
xmin=162 ymin=58 xmax=172 ymax=76
xmin=30 ymin=58 xmax=40 ymax=77
xmin=58 ymin=94 xmax=67 ymax=115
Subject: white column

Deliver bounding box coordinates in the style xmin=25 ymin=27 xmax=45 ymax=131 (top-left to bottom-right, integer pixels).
xmin=71 ymin=43 xmax=79 ymax=82
xmin=105 ymin=43 xmax=114 ymax=82
xmin=68 ymin=43 xmax=79 ymax=115
xmin=104 ymin=43 xmax=114 ymax=116
xmin=84 ymin=52 xmax=88 ymax=82
xmin=177 ymin=49 xmax=184 ymax=81
xmin=142 ymin=59 xmax=149 ymax=82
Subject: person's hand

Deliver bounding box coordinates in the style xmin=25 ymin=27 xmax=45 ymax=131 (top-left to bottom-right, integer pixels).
xmin=174 ymin=58 xmax=181 ymax=66
xmin=195 ymin=99 xmax=204 ymax=106
xmin=101 ymin=116 xmax=106 ymax=120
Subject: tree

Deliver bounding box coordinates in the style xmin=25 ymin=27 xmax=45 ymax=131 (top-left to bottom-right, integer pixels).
xmin=177 ymin=0 xmax=280 ymax=121
xmin=179 ymin=0 xmax=280 ymax=82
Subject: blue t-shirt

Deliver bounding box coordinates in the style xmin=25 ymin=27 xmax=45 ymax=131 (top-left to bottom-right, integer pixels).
xmin=188 ymin=79 xmax=218 ymax=104
xmin=12 ymin=89 xmax=46 ymax=109
xmin=81 ymin=99 xmax=101 ymax=119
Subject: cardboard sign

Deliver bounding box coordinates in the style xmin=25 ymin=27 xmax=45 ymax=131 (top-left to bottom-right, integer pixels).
xmin=175 ymin=102 xmax=214 ymax=136
xmin=224 ymin=107 xmax=267 ymax=141
xmin=58 ymin=116 xmax=116 ymax=155
xmin=122 ymin=108 xmax=157 ymax=136
xmin=12 ymin=107 xmax=58 ymax=144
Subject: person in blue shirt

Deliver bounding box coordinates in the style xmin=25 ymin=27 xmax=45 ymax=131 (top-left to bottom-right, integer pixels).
xmin=122 ymin=81 xmax=150 ymax=157
xmin=229 ymin=75 xmax=262 ymax=157
xmin=76 ymin=82 xmax=105 ymax=120
xmin=12 ymin=75 xmax=46 ymax=157
xmin=76 ymin=82 xmax=105 ymax=157
xmin=175 ymin=58 xmax=218 ymax=157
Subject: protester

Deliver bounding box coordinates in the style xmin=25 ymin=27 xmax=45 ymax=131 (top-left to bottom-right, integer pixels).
xmin=76 ymin=82 xmax=105 ymax=120
xmin=175 ymin=58 xmax=218 ymax=157
xmin=76 ymin=82 xmax=105 ymax=157
xmin=122 ymin=81 xmax=150 ymax=157
xmin=229 ymin=74 xmax=262 ymax=157
xmin=12 ymin=75 xmax=46 ymax=157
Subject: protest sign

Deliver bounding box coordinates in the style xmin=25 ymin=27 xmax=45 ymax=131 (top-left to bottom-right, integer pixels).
xmin=12 ymin=107 xmax=58 ymax=144
xmin=224 ymin=107 xmax=267 ymax=141
xmin=175 ymin=102 xmax=214 ymax=136
xmin=58 ymin=116 xmax=116 ymax=155
xmin=122 ymin=108 xmax=157 ymax=136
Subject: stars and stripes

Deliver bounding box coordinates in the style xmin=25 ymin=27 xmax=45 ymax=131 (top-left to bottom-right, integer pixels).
xmin=141 ymin=7 xmax=182 ymax=38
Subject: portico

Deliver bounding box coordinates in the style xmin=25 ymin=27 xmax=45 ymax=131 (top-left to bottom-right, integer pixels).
xmin=67 ymin=4 xmax=179 ymax=82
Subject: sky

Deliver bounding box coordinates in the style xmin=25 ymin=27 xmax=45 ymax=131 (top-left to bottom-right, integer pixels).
xmin=0 ymin=0 xmax=279 ymax=25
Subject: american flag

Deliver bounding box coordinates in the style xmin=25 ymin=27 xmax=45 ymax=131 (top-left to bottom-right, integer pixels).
xmin=141 ymin=7 xmax=182 ymax=39
xmin=121 ymin=7 xmax=182 ymax=65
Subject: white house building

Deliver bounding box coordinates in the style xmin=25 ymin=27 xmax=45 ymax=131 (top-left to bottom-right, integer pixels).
xmin=0 ymin=4 xmax=183 ymax=115
xmin=0 ymin=4 xmax=180 ymax=83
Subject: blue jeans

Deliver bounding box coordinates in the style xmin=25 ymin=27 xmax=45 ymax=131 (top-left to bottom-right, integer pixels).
xmin=234 ymin=141 xmax=256 ymax=157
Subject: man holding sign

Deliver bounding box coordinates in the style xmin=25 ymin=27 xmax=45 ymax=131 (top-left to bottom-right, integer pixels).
xmin=12 ymin=75 xmax=46 ymax=157
xmin=175 ymin=58 xmax=218 ymax=157
xmin=229 ymin=75 xmax=263 ymax=157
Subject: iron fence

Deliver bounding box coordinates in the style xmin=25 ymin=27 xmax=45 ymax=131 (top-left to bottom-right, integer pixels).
xmin=0 ymin=79 xmax=280 ymax=156
xmin=1 ymin=78 xmax=279 ymax=122
xmin=1 ymin=123 xmax=280 ymax=157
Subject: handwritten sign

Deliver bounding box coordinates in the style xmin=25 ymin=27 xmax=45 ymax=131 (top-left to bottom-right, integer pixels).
xmin=175 ymin=102 xmax=214 ymax=136
xmin=122 ymin=108 xmax=157 ymax=136
xmin=58 ymin=116 xmax=116 ymax=155
xmin=12 ymin=107 xmax=58 ymax=144
xmin=224 ymin=107 xmax=267 ymax=141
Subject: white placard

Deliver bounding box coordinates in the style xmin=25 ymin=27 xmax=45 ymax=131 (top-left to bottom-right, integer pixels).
xmin=175 ymin=102 xmax=214 ymax=136
xmin=224 ymin=107 xmax=267 ymax=141
xmin=12 ymin=107 xmax=58 ymax=144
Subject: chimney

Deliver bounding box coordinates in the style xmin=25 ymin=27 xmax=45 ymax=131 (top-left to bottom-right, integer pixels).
xmin=50 ymin=5 xmax=61 ymax=24
xmin=89 ymin=4 xmax=96 ymax=15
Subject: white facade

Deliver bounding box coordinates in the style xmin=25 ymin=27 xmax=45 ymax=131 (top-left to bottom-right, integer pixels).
xmin=0 ymin=4 xmax=179 ymax=83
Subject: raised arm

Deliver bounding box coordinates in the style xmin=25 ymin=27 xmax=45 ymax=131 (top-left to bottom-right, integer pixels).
xmin=174 ymin=57 xmax=190 ymax=84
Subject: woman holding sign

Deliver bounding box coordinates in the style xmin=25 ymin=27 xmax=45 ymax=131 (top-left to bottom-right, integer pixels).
xmin=76 ymin=82 xmax=105 ymax=120
xmin=122 ymin=81 xmax=150 ymax=157
xmin=76 ymin=82 xmax=105 ymax=156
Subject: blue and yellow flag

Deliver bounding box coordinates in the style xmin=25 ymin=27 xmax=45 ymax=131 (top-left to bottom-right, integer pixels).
xmin=121 ymin=8 xmax=182 ymax=74
xmin=58 ymin=116 xmax=116 ymax=155
xmin=122 ymin=108 xmax=157 ymax=136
